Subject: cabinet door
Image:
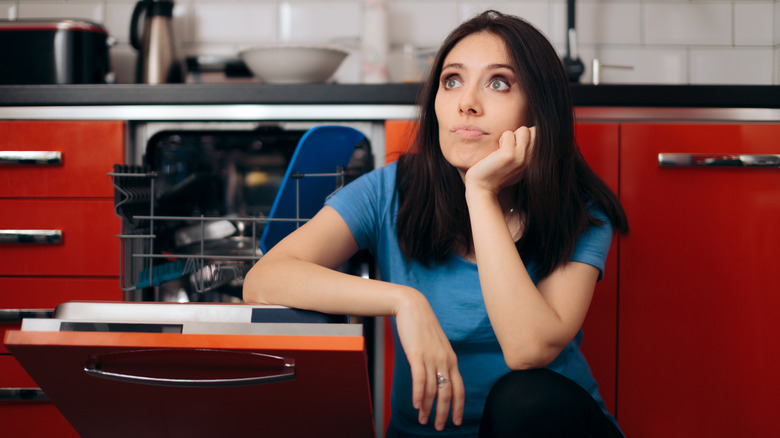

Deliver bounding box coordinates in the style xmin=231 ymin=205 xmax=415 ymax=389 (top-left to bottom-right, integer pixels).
xmin=575 ymin=122 xmax=620 ymax=414
xmin=617 ymin=123 xmax=780 ymax=437
xmin=0 ymin=355 xmax=80 ymax=438
xmin=0 ymin=277 xmax=122 ymax=354
xmin=385 ymin=120 xmax=416 ymax=164
xmin=0 ymin=199 xmax=120 ymax=276
xmin=0 ymin=121 xmax=123 ymax=198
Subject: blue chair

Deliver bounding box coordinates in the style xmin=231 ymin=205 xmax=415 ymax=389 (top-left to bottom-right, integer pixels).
xmin=259 ymin=125 xmax=365 ymax=254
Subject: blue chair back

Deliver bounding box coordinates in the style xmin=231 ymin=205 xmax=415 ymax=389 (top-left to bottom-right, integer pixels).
xmin=259 ymin=125 xmax=365 ymax=253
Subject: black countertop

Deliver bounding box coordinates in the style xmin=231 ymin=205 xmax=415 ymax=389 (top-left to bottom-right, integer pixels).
xmin=1 ymin=83 xmax=779 ymax=108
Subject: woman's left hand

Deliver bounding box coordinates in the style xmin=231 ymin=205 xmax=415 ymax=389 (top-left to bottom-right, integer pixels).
xmin=464 ymin=125 xmax=536 ymax=195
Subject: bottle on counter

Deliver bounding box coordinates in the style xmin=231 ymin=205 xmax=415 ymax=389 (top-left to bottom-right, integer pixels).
xmin=361 ymin=0 xmax=388 ymax=83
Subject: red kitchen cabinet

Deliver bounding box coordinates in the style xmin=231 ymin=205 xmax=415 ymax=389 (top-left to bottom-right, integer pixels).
xmin=0 ymin=121 xmax=122 ymax=197
xmin=617 ymin=123 xmax=780 ymax=437
xmin=575 ymin=122 xmax=620 ymax=415
xmin=0 ymin=355 xmax=79 ymax=437
xmin=0 ymin=199 xmax=120 ymax=277
xmin=0 ymin=121 xmax=124 ymax=436
xmin=0 ymin=277 xmax=122 ymax=354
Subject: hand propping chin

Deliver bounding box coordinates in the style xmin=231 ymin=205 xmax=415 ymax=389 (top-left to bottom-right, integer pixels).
xmin=466 ymin=126 xmax=535 ymax=193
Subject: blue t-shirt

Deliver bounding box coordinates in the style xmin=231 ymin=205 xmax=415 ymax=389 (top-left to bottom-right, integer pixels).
xmin=326 ymin=161 xmax=617 ymax=437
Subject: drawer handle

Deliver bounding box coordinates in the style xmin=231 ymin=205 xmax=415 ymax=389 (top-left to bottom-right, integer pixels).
xmin=0 ymin=308 xmax=54 ymax=322
xmin=0 ymin=151 xmax=62 ymax=166
xmin=84 ymin=349 xmax=296 ymax=388
xmin=659 ymin=153 xmax=780 ymax=168
xmin=0 ymin=388 xmax=49 ymax=402
xmin=0 ymin=230 xmax=62 ymax=244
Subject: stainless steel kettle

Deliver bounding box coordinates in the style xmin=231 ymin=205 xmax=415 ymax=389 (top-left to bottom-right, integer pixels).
xmin=130 ymin=0 xmax=185 ymax=84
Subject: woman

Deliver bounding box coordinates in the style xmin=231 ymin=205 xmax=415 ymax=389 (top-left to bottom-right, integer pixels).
xmin=244 ymin=10 xmax=628 ymax=437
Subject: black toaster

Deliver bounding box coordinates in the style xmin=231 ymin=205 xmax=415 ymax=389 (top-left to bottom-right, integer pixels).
xmin=0 ymin=19 xmax=113 ymax=84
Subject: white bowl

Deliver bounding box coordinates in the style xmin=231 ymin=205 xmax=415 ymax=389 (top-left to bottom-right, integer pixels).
xmin=239 ymin=45 xmax=349 ymax=84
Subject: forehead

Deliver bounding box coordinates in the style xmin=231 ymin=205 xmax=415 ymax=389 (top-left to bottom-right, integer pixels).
xmin=443 ymin=32 xmax=511 ymax=66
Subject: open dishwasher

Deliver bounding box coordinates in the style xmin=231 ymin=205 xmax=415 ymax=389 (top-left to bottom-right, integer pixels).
xmin=5 ymin=300 xmax=374 ymax=437
xmin=111 ymin=124 xmax=371 ymax=303
xmin=4 ymin=125 xmax=377 ymax=437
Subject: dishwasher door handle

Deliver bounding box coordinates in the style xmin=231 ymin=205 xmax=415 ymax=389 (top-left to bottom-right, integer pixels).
xmin=0 ymin=151 xmax=62 ymax=166
xmin=84 ymin=349 xmax=296 ymax=388
xmin=659 ymin=153 xmax=780 ymax=168
xmin=0 ymin=388 xmax=49 ymax=402
xmin=0 ymin=230 xmax=63 ymax=244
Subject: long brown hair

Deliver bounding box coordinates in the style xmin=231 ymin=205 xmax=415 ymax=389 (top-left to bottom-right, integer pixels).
xmin=396 ymin=10 xmax=628 ymax=279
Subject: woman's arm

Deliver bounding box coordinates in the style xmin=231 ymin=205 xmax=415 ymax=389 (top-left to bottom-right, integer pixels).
xmin=464 ymin=127 xmax=599 ymax=370
xmin=243 ymin=206 xmax=465 ymax=430
xmin=244 ymin=205 xmax=405 ymax=315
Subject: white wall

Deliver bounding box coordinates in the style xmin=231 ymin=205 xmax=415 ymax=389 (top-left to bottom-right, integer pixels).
xmin=2 ymin=0 xmax=778 ymax=85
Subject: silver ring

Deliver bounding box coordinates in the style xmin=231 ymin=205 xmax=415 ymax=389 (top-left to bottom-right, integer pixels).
xmin=436 ymin=372 xmax=450 ymax=388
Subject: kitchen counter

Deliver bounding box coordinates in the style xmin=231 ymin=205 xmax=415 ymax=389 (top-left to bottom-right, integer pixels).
xmin=1 ymin=83 xmax=779 ymax=107
xmin=0 ymin=83 xmax=421 ymax=106
xmin=1 ymin=83 xmax=779 ymax=122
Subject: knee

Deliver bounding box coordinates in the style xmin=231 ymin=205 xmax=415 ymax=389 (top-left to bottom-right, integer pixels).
xmin=483 ymin=369 xmax=564 ymax=423
xmin=479 ymin=369 xmax=600 ymax=437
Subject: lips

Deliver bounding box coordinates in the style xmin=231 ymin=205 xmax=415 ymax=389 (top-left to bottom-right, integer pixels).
xmin=451 ymin=124 xmax=488 ymax=140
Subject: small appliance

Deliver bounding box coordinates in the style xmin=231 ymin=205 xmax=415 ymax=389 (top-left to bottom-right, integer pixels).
xmin=130 ymin=0 xmax=186 ymax=84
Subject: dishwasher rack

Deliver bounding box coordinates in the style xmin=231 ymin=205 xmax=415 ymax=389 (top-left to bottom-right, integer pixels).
xmin=109 ymin=165 xmax=346 ymax=298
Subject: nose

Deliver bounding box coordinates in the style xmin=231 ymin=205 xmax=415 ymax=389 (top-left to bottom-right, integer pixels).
xmin=458 ymin=84 xmax=481 ymax=115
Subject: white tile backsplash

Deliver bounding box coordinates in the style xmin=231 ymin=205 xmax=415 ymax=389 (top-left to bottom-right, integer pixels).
xmin=644 ymin=3 xmax=732 ymax=46
xmin=735 ymin=2 xmax=774 ymax=45
xmin=18 ymin=1 xmax=104 ymax=22
xmin=579 ymin=2 xmax=641 ymax=46
xmin=3 ymin=0 xmax=779 ymax=85
xmin=103 ymin=1 xmax=135 ymax=44
xmin=190 ymin=2 xmax=277 ymax=45
xmin=774 ymin=46 xmax=780 ymax=84
xmin=387 ymin=1 xmax=458 ymax=48
xmin=690 ymin=47 xmax=774 ymax=84
xmin=278 ymin=1 xmax=360 ymax=44
xmin=773 ymin=0 xmax=780 ymax=45
xmin=1 ymin=3 xmax=16 ymax=20
xmin=592 ymin=47 xmax=688 ymax=84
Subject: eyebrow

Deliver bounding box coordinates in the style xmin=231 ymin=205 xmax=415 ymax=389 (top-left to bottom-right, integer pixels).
xmin=441 ymin=62 xmax=516 ymax=72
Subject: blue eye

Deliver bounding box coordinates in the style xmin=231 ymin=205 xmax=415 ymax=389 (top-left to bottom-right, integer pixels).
xmin=490 ymin=79 xmax=509 ymax=90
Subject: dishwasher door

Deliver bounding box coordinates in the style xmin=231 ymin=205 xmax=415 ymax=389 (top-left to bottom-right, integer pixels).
xmin=5 ymin=321 xmax=374 ymax=437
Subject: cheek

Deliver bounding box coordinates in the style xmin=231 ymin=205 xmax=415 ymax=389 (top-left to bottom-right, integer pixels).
xmin=434 ymin=95 xmax=447 ymax=122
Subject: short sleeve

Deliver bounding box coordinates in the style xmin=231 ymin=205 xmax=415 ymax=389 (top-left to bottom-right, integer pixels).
xmin=571 ymin=209 xmax=614 ymax=281
xmin=324 ymin=162 xmax=396 ymax=252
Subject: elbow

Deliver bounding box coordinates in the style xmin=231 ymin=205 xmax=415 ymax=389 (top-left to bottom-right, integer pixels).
xmin=241 ymin=261 xmax=274 ymax=304
xmin=502 ymin=341 xmax=564 ymax=371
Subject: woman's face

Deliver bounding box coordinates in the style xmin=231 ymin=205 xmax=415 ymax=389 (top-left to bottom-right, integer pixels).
xmin=434 ymin=31 xmax=529 ymax=174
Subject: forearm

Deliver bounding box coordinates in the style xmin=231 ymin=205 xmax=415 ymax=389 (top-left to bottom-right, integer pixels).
xmin=465 ymin=188 xmax=569 ymax=368
xmin=244 ymin=256 xmax=413 ymax=318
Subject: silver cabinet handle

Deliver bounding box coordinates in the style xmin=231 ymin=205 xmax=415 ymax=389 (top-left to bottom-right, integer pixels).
xmin=0 ymin=308 xmax=54 ymax=322
xmin=84 ymin=349 xmax=296 ymax=388
xmin=0 ymin=388 xmax=49 ymax=402
xmin=0 ymin=230 xmax=62 ymax=244
xmin=0 ymin=151 xmax=62 ymax=166
xmin=659 ymin=153 xmax=780 ymax=168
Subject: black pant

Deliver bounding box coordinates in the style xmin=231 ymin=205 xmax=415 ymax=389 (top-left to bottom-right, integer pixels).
xmin=479 ymin=369 xmax=624 ymax=438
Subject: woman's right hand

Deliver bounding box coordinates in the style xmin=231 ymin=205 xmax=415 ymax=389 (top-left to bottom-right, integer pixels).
xmin=394 ymin=290 xmax=465 ymax=431
xmin=464 ymin=125 xmax=536 ymax=196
